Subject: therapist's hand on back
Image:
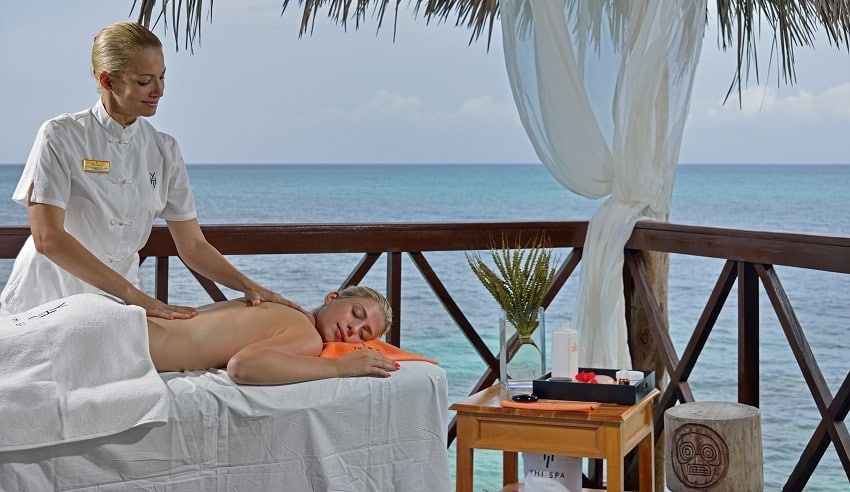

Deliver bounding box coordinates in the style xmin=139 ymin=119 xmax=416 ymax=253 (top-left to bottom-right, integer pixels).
xmin=242 ymin=285 xmax=314 ymax=322
xmin=127 ymin=290 xmax=198 ymax=320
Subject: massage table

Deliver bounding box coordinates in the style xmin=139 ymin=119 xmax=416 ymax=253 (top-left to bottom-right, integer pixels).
xmin=0 ymin=294 xmax=451 ymax=491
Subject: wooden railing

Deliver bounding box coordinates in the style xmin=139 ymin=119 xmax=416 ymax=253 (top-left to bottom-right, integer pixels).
xmin=1 ymin=221 xmax=847 ymax=491
xmin=628 ymin=222 xmax=850 ymax=490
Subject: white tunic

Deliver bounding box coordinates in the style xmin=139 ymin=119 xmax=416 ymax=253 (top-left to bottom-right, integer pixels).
xmin=0 ymin=100 xmax=196 ymax=315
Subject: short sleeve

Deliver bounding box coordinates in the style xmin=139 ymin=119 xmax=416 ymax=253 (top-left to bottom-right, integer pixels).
xmin=158 ymin=134 xmax=197 ymax=222
xmin=13 ymin=120 xmax=72 ymax=209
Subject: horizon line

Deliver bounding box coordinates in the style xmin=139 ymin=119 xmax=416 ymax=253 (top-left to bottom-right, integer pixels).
xmin=1 ymin=162 xmax=849 ymax=167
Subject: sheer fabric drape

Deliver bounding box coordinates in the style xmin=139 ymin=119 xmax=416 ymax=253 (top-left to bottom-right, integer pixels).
xmin=501 ymin=0 xmax=706 ymax=369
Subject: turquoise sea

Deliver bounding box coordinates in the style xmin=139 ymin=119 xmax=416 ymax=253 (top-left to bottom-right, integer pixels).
xmin=1 ymin=163 xmax=848 ymax=491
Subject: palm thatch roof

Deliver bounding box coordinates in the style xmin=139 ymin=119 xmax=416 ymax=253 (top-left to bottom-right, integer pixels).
xmin=131 ymin=0 xmax=850 ymax=93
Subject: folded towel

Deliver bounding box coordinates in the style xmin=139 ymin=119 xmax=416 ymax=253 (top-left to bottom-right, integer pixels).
xmin=0 ymin=293 xmax=169 ymax=451
xmin=320 ymin=340 xmax=438 ymax=364
xmin=500 ymin=398 xmax=600 ymax=413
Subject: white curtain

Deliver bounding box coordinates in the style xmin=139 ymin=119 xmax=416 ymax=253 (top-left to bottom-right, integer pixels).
xmin=501 ymin=0 xmax=707 ymax=369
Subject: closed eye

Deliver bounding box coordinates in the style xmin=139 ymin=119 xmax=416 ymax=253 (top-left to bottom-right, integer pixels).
xmin=353 ymin=305 xmax=379 ymax=340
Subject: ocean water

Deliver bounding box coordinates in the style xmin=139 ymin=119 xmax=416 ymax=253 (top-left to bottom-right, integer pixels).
xmin=1 ymin=163 xmax=848 ymax=491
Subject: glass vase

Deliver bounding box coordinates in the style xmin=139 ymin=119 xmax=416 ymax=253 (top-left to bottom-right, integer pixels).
xmin=499 ymin=307 xmax=546 ymax=392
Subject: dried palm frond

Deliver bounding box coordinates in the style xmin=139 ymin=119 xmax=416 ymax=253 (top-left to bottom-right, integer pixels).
xmin=466 ymin=234 xmax=555 ymax=336
xmin=130 ymin=0 xmax=850 ymax=96
xmin=131 ymin=0 xmax=212 ymax=53
xmin=716 ymin=0 xmax=850 ymax=103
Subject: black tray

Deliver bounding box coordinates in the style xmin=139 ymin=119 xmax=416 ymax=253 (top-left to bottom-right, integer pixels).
xmin=532 ymin=368 xmax=655 ymax=405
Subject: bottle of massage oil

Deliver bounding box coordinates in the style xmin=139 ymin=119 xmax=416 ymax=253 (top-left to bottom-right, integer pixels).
xmin=551 ymin=323 xmax=578 ymax=380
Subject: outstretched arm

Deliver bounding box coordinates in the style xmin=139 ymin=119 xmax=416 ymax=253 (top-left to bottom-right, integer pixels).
xmin=166 ymin=218 xmax=311 ymax=317
xmin=28 ymin=202 xmax=197 ymax=319
xmin=225 ymin=323 xmax=397 ymax=385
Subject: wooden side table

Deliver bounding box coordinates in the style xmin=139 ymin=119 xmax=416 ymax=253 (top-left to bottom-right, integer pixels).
xmin=450 ymin=386 xmax=659 ymax=492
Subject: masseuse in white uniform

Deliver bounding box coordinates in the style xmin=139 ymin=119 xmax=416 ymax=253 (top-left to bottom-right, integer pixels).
xmin=0 ymin=21 xmax=308 ymax=319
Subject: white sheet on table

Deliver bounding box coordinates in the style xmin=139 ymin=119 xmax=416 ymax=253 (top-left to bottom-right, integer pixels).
xmin=0 ymin=293 xmax=168 ymax=452
xmin=0 ymin=361 xmax=451 ymax=492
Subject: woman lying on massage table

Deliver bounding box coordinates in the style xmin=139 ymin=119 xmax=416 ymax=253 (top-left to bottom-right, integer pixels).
xmin=147 ymin=285 xmax=399 ymax=385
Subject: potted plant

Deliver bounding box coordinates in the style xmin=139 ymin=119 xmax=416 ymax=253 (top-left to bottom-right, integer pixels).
xmin=466 ymin=234 xmax=556 ymax=386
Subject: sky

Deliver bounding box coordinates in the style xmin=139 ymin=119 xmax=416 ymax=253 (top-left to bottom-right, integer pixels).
xmin=1 ymin=1 xmax=848 ymax=165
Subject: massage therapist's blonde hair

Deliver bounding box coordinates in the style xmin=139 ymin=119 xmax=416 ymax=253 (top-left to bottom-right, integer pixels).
xmin=337 ymin=285 xmax=393 ymax=337
xmin=92 ymin=21 xmax=162 ymax=94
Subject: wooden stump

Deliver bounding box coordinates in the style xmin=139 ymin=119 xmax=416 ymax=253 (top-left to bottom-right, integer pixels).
xmin=664 ymin=402 xmax=763 ymax=491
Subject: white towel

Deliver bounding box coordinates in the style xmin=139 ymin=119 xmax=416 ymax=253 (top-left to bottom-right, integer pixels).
xmin=0 ymin=293 xmax=168 ymax=451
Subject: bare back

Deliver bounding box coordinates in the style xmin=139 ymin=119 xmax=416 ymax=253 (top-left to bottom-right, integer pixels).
xmin=148 ymin=300 xmax=320 ymax=372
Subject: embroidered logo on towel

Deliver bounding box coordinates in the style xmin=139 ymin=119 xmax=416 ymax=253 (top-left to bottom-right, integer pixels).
xmin=11 ymin=301 xmax=69 ymax=326
xmin=28 ymin=301 xmax=67 ymax=320
xmin=149 ymin=172 xmax=157 ymax=188
xmin=82 ymin=159 xmax=110 ymax=174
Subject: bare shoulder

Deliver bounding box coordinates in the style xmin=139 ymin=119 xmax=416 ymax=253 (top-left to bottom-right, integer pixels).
xmin=245 ymin=302 xmax=323 ymax=356
xmin=255 ymin=301 xmax=313 ymax=328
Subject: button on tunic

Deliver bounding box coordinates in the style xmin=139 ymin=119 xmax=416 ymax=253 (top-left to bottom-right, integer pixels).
xmin=0 ymin=100 xmax=196 ymax=315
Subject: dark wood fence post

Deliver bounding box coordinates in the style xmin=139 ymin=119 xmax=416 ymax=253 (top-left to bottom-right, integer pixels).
xmin=738 ymin=262 xmax=760 ymax=407
xmin=155 ymin=256 xmax=169 ymax=303
xmin=386 ymin=252 xmax=402 ymax=347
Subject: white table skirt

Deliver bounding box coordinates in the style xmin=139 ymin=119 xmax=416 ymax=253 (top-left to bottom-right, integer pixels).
xmin=0 ymin=361 xmax=451 ymax=492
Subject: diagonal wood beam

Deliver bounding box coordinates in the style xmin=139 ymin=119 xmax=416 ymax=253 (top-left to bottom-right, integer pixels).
xmin=755 ymin=264 xmax=833 ymax=415
xmin=339 ymin=252 xmax=381 ymax=288
xmin=626 ymin=250 xmax=690 ymax=443
xmin=625 ymin=251 xmax=679 ymax=376
xmin=655 ymin=260 xmax=738 ymax=432
xmin=678 ymin=260 xmax=737 ymax=383
xmin=408 ymin=252 xmax=499 ymax=375
xmin=178 ymin=256 xmax=227 ymax=302
xmin=785 ymin=371 xmax=850 ymax=488
xmin=754 ymin=263 xmax=850 ymax=483
xmin=541 ymin=248 xmax=581 ymax=308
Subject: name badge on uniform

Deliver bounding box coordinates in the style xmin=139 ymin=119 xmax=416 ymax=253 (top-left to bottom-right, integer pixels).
xmin=82 ymin=159 xmax=110 ymax=174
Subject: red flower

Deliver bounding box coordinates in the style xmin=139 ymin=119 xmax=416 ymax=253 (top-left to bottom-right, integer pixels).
xmin=575 ymin=371 xmax=598 ymax=384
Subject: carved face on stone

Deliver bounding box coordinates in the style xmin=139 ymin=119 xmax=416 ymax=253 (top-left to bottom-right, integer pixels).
xmin=671 ymin=424 xmax=729 ymax=487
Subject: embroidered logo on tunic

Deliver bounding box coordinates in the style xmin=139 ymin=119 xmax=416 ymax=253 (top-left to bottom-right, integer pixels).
xmin=149 ymin=172 xmax=157 ymax=188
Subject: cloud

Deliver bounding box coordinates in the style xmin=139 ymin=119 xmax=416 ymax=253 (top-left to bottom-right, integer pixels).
xmin=350 ymin=90 xmax=425 ymax=120
xmin=455 ymin=96 xmax=517 ymax=120
xmin=314 ymin=90 xmax=519 ymax=126
xmin=820 ymin=84 xmax=850 ymax=118
xmin=681 ymin=81 xmax=850 ymax=163
xmin=696 ymin=82 xmax=850 ymax=121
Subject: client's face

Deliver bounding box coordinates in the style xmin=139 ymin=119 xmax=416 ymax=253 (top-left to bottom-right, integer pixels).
xmin=314 ymin=294 xmax=385 ymax=343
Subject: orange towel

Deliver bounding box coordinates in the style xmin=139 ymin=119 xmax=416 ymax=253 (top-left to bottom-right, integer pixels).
xmin=499 ymin=398 xmax=600 ymax=413
xmin=319 ymin=340 xmax=438 ymax=365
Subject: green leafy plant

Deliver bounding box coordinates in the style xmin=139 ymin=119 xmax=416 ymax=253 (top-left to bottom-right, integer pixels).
xmin=466 ymin=234 xmax=556 ymax=337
